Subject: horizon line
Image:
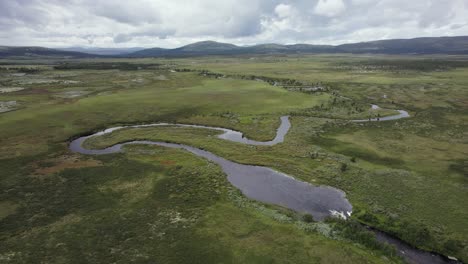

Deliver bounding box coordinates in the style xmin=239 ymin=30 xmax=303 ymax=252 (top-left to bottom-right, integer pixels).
xmin=1 ymin=35 xmax=467 ymax=50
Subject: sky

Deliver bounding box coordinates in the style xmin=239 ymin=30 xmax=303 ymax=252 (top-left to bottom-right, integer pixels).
xmin=1 ymin=0 xmax=467 ymax=48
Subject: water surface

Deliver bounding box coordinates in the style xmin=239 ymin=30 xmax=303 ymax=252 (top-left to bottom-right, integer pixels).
xmin=353 ymin=104 xmax=410 ymax=122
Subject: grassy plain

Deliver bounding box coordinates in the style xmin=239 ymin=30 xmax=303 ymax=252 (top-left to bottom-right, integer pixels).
xmin=0 ymin=55 xmax=467 ymax=263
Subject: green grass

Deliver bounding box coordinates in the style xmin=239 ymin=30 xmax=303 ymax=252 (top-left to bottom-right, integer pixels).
xmin=0 ymin=71 xmax=328 ymax=158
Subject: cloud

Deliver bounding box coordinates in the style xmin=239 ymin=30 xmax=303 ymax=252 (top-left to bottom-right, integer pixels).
xmin=113 ymin=34 xmax=133 ymax=43
xmin=91 ymin=1 xmax=161 ymax=25
xmin=314 ymin=0 xmax=346 ymax=17
xmin=0 ymin=0 xmax=467 ymax=48
xmin=275 ymin=4 xmax=293 ymax=18
xmin=113 ymin=27 xmax=177 ymax=44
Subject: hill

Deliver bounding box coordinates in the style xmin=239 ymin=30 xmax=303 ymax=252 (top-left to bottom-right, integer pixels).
xmin=129 ymin=36 xmax=468 ymax=57
xmin=58 ymin=47 xmax=145 ymax=56
xmin=2 ymin=36 xmax=468 ymax=58
xmin=131 ymin=41 xmax=239 ymax=57
xmin=0 ymin=46 xmax=100 ymax=58
xmin=336 ymin=36 xmax=468 ymax=54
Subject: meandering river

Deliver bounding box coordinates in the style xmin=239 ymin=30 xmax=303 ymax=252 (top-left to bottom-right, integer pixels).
xmin=69 ymin=109 xmax=458 ymax=264
xmin=353 ymin=104 xmax=410 ymax=122
xmin=70 ymin=116 xmax=352 ymax=221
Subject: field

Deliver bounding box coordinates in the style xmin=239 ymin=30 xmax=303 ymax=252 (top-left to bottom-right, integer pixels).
xmin=0 ymin=55 xmax=467 ymax=263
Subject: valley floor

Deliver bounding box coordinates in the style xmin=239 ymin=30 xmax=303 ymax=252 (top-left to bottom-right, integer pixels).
xmin=0 ymin=55 xmax=467 ymax=263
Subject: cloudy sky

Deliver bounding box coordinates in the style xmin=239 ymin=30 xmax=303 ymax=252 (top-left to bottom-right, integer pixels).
xmin=1 ymin=0 xmax=467 ymax=48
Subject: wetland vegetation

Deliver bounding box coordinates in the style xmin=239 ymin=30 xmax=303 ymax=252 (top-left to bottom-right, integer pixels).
xmin=0 ymin=54 xmax=467 ymax=263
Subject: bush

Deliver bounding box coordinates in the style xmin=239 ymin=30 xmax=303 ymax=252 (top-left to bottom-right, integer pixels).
xmin=340 ymin=163 xmax=348 ymax=172
xmin=394 ymin=220 xmax=434 ymax=249
xmin=443 ymin=239 xmax=464 ymax=255
xmin=358 ymin=211 xmax=379 ymax=224
xmin=303 ymin=214 xmax=315 ymax=223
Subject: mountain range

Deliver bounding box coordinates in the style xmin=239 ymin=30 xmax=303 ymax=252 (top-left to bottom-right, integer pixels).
xmin=1 ymin=36 xmax=468 ymax=58
xmin=58 ymin=47 xmax=145 ymax=56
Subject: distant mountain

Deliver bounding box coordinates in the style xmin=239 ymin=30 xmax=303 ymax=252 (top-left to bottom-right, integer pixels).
xmin=131 ymin=41 xmax=239 ymax=57
xmin=286 ymin=44 xmax=335 ymax=53
xmin=242 ymin=43 xmax=336 ymax=54
xmin=128 ymin=36 xmax=468 ymax=57
xmin=336 ymin=36 xmax=468 ymax=54
xmin=0 ymin=46 xmax=99 ymax=58
xmin=129 ymin=47 xmax=169 ymax=57
xmin=2 ymin=36 xmax=468 ymax=58
xmin=176 ymin=41 xmax=239 ymax=52
xmin=244 ymin=43 xmax=290 ymax=54
xmin=58 ymin=47 xmax=145 ymax=56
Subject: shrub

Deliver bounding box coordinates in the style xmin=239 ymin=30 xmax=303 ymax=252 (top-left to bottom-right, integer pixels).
xmin=443 ymin=239 xmax=464 ymax=255
xmin=303 ymin=214 xmax=315 ymax=223
xmin=340 ymin=163 xmax=348 ymax=172
xmin=358 ymin=211 xmax=379 ymax=224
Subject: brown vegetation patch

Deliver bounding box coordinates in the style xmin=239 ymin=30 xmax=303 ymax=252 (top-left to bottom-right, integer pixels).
xmin=33 ymin=155 xmax=102 ymax=176
xmin=97 ymin=176 xmax=156 ymax=204
xmin=159 ymin=159 xmax=176 ymax=166
xmin=16 ymin=88 xmax=50 ymax=95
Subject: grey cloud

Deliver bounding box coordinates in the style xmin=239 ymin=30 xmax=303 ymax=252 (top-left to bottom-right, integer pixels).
xmin=0 ymin=1 xmax=49 ymax=28
xmin=113 ymin=28 xmax=177 ymax=43
xmin=0 ymin=0 xmax=467 ymax=48
xmin=113 ymin=34 xmax=133 ymax=43
xmin=418 ymin=1 xmax=455 ymax=28
xmin=451 ymin=24 xmax=467 ymax=30
xmin=90 ymin=1 xmax=162 ymax=25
